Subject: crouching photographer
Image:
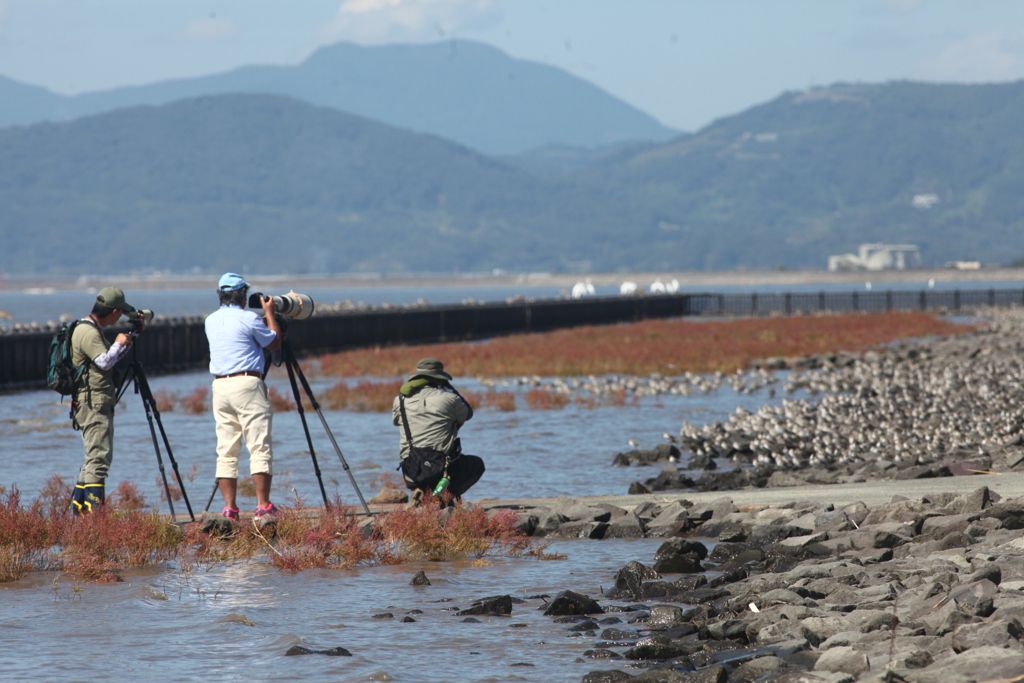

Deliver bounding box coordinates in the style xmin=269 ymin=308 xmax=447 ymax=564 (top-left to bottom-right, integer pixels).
xmin=393 ymin=358 xmax=485 ymax=506
xmin=70 ymin=287 xmax=148 ymax=514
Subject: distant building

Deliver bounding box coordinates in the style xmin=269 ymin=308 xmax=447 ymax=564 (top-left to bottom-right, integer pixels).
xmin=828 ymin=243 xmax=922 ymax=271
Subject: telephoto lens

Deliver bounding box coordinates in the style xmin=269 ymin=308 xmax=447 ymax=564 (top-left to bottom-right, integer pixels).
xmin=127 ymin=309 xmax=154 ymax=334
xmin=247 ymin=292 xmax=315 ymax=320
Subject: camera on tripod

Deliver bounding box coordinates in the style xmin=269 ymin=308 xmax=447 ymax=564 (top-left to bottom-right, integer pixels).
xmin=127 ymin=309 xmax=154 ymax=336
xmin=247 ymin=291 xmax=315 ymax=320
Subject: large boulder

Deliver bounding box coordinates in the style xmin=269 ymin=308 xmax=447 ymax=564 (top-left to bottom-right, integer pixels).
xmin=543 ymin=590 xmax=603 ymax=616
xmin=456 ymin=594 xmax=513 ymax=616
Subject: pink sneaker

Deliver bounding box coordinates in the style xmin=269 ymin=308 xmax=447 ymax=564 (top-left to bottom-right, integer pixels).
xmin=254 ymin=502 xmax=278 ymax=519
xmin=222 ymin=506 xmax=239 ymax=520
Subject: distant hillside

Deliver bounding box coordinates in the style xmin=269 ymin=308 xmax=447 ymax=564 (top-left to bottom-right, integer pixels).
xmin=0 ymin=40 xmax=678 ymax=155
xmin=581 ymin=80 xmax=1024 ymax=269
xmin=4 ymin=81 xmax=1024 ymax=275
xmin=0 ymin=94 xmax=637 ymax=275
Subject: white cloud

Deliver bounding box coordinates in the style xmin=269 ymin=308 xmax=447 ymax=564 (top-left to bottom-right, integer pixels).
xmin=915 ymin=29 xmax=1024 ymax=82
xmin=316 ymin=0 xmax=499 ymax=46
xmin=183 ymin=14 xmax=237 ymax=43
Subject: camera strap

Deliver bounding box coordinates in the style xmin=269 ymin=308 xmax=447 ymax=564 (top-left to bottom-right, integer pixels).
xmin=398 ymin=394 xmax=417 ymax=449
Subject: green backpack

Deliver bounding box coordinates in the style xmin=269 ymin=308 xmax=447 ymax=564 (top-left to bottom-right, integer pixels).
xmin=46 ymin=320 xmax=89 ymax=396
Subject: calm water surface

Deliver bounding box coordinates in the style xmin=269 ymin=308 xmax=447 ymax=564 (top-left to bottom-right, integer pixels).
xmin=1 ymin=370 xmax=784 ymax=682
xmin=1 ymin=279 xmax=1014 ymax=327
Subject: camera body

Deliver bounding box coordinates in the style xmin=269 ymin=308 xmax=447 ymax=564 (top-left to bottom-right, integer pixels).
xmin=247 ymin=291 xmax=315 ymax=320
xmin=127 ymin=309 xmax=154 ymax=336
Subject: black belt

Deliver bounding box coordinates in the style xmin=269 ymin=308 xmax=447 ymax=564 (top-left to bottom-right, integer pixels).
xmin=215 ymin=370 xmax=262 ymax=379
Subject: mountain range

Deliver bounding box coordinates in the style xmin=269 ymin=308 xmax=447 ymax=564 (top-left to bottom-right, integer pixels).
xmin=0 ymin=40 xmax=677 ymax=156
xmin=3 ymin=75 xmax=1024 ymax=275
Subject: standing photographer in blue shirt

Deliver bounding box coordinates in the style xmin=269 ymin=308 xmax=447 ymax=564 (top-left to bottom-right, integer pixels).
xmin=205 ymin=273 xmax=282 ymax=520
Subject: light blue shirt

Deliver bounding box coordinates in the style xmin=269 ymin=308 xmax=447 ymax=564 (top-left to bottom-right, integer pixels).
xmin=205 ymin=305 xmax=277 ymax=376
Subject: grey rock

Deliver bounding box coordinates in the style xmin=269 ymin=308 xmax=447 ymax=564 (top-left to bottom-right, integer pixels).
xmin=812 ymin=646 xmax=869 ymax=675
xmin=603 ymin=510 xmax=647 ymax=538
xmin=543 ymin=590 xmax=603 ymax=616
xmin=646 ymin=501 xmax=693 ymax=536
xmin=532 ymin=508 xmax=568 ymax=537
xmin=457 ymin=594 xmax=513 ymax=616
xmin=655 ymin=537 xmax=709 ymax=560
xmin=632 ymin=665 xmax=727 ymax=683
xmin=553 ymin=520 xmax=609 ymax=539
xmin=950 ymin=618 xmax=1024 ymax=653
xmin=285 ymin=645 xmax=352 ymax=656
xmin=979 ymin=498 xmax=1024 ymax=529
xmin=550 ymin=497 xmax=613 ymax=523
xmin=608 ymin=561 xmax=661 ymax=600
xmin=512 ymin=512 xmax=538 ymax=536
xmin=750 ymin=523 xmax=812 ymax=547
xmin=910 ymin=645 xmax=1024 ymax=683
xmin=731 ymin=655 xmax=785 ymax=681
xmin=581 ymin=671 xmax=632 ymax=683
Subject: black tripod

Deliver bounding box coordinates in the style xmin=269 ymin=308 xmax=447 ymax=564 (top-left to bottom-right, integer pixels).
xmin=203 ymin=341 xmax=371 ymax=516
xmin=115 ymin=340 xmax=196 ymax=522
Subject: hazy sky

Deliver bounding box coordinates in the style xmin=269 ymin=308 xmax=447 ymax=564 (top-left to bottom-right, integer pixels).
xmin=3 ymin=0 xmax=1024 ymax=131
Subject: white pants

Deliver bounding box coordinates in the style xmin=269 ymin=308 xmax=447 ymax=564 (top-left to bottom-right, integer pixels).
xmin=212 ymin=376 xmax=273 ymax=479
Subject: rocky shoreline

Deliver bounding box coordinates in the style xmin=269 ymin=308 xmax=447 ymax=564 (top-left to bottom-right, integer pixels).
xmin=496 ymin=309 xmax=1024 ymax=682
xmin=514 ymin=486 xmax=1024 ymax=683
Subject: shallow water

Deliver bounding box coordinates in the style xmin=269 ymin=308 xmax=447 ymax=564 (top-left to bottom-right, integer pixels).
xmin=3 ymin=538 xmax=664 ymax=683
xmin=1 ymin=375 xmax=782 ymax=683
xmin=1 ymin=369 xmax=783 ymax=508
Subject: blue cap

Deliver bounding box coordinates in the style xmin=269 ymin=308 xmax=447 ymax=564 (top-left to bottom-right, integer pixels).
xmin=218 ymin=273 xmax=250 ymax=291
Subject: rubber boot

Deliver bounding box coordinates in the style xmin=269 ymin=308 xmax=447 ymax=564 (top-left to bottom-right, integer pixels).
xmin=72 ymin=482 xmax=105 ymax=515
xmin=71 ymin=483 xmax=86 ymax=516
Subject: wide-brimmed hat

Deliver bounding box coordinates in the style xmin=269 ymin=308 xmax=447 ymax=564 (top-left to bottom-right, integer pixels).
xmin=95 ymin=287 xmax=136 ymax=315
xmin=408 ymin=358 xmax=452 ymax=382
xmin=218 ymin=273 xmax=250 ymax=291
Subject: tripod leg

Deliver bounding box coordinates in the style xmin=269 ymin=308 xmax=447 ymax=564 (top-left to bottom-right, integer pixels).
xmin=132 ymin=360 xmax=196 ymax=521
xmin=285 ymin=359 xmax=330 ymax=507
xmin=142 ymin=394 xmax=176 ymax=518
xmin=285 ymin=346 xmax=371 ymax=515
xmin=204 ymin=480 xmax=219 ymax=513
xmin=147 ymin=393 xmax=196 ymax=521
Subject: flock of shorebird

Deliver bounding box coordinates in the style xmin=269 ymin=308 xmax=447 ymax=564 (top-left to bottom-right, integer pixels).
xmin=477 ymin=368 xmax=780 ymax=398
xmin=679 ymin=308 xmax=1024 ymax=473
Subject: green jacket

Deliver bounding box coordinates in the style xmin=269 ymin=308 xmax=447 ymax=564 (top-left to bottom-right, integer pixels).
xmin=70 ymin=321 xmax=117 ymax=407
xmin=392 ymin=385 xmax=471 ymax=459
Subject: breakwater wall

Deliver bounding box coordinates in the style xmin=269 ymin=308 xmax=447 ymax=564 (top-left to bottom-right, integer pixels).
xmin=2 ymin=287 xmax=1019 ymax=390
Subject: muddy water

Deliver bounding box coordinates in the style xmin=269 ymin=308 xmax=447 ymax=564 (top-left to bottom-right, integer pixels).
xmin=1 ymin=376 xmax=782 ymax=683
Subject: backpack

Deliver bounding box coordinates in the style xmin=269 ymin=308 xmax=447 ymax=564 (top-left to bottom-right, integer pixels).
xmin=47 ymin=320 xmax=89 ymax=396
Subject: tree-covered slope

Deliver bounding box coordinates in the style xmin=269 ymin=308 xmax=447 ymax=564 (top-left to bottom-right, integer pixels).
xmin=0 ymin=94 xmax=634 ymax=274
xmin=583 ymin=81 xmax=1024 ymax=268
xmin=4 ymin=81 xmax=1024 ymax=275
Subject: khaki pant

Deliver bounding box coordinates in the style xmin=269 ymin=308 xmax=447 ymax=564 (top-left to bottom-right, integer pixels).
xmin=212 ymin=376 xmax=273 ymax=479
xmin=77 ymin=402 xmax=114 ymax=484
